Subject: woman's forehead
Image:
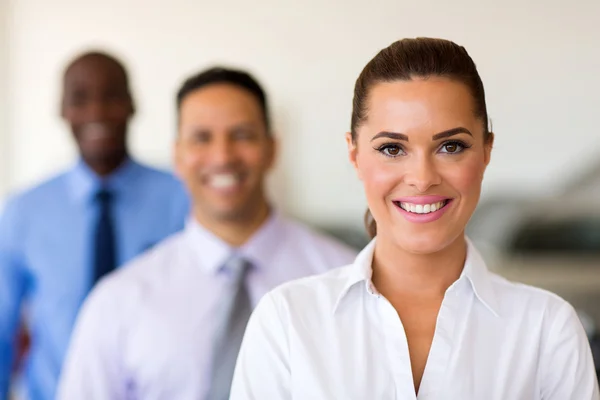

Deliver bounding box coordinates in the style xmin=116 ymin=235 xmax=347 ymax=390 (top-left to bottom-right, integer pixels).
xmin=363 ymin=79 xmax=480 ymax=135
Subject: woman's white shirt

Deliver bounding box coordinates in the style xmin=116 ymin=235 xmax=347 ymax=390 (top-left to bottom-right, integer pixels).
xmin=231 ymin=238 xmax=599 ymax=400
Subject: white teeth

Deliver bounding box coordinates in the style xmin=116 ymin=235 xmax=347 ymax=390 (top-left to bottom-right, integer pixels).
xmin=209 ymin=174 xmax=239 ymax=189
xmin=399 ymin=200 xmax=447 ymax=214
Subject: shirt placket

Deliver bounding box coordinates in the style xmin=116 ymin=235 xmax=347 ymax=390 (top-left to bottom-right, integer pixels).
xmin=375 ymin=290 xmax=417 ymax=400
xmin=417 ymin=282 xmax=461 ymax=400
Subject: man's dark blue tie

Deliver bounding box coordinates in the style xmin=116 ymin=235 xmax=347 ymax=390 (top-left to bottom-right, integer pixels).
xmin=92 ymin=189 xmax=116 ymax=286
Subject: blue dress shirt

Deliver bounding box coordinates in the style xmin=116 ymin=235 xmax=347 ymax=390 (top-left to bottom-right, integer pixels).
xmin=0 ymin=159 xmax=189 ymax=400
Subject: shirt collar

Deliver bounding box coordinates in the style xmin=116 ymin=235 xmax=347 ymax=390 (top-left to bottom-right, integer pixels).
xmin=333 ymin=236 xmax=500 ymax=317
xmin=66 ymin=157 xmax=142 ymax=204
xmin=332 ymin=239 xmax=377 ymax=313
xmin=185 ymin=210 xmax=286 ymax=274
xmin=460 ymin=237 xmax=500 ymax=317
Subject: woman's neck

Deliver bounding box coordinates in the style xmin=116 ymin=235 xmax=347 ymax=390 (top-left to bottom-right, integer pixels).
xmin=371 ymin=234 xmax=467 ymax=299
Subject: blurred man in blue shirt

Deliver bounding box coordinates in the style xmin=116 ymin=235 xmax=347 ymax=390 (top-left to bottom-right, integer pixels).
xmin=0 ymin=51 xmax=189 ymax=400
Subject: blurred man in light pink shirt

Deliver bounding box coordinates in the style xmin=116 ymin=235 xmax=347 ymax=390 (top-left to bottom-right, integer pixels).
xmin=57 ymin=66 xmax=357 ymax=400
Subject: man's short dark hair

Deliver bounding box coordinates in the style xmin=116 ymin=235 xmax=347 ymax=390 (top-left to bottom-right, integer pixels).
xmin=63 ymin=51 xmax=131 ymax=93
xmin=176 ymin=67 xmax=271 ymax=133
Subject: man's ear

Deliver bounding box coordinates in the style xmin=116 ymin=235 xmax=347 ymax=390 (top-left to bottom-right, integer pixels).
xmin=128 ymin=95 xmax=136 ymax=118
xmin=265 ymin=134 xmax=277 ymax=170
xmin=173 ymin=134 xmax=184 ymax=179
xmin=60 ymin=97 xmax=67 ymax=119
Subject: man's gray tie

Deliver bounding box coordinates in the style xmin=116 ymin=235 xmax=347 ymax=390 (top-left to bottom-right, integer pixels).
xmin=206 ymin=256 xmax=253 ymax=400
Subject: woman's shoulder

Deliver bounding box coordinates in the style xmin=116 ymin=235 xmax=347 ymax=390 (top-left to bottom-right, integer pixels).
xmin=487 ymin=271 xmax=580 ymax=327
xmin=260 ymin=263 xmax=359 ymax=317
xmin=274 ymin=263 xmax=357 ymax=298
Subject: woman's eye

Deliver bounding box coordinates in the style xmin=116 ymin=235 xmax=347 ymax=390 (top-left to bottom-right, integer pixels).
xmin=440 ymin=141 xmax=465 ymax=154
xmin=380 ymin=144 xmax=403 ymax=157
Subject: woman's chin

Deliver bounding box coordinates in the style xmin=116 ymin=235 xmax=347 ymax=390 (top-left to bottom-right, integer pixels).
xmin=389 ymin=228 xmax=464 ymax=256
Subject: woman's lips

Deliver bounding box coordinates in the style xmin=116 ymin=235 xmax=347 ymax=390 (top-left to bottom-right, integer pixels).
xmin=392 ymin=197 xmax=453 ymax=223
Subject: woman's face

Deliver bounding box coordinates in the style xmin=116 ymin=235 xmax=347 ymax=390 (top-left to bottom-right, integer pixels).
xmin=347 ymin=77 xmax=493 ymax=255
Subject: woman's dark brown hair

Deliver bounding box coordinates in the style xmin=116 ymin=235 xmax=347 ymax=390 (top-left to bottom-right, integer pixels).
xmin=351 ymin=38 xmax=491 ymax=238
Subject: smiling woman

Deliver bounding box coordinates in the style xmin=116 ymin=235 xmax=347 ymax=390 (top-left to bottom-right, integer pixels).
xmin=351 ymin=75 xmax=491 ymax=257
xmin=230 ymin=37 xmax=600 ymax=400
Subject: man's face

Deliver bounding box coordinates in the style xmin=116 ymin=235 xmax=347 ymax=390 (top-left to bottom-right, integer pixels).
xmin=175 ymin=83 xmax=275 ymax=222
xmin=61 ymin=55 xmax=134 ymax=166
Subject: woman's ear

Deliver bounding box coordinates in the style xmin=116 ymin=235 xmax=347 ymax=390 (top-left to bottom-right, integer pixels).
xmin=484 ymin=132 xmax=494 ymax=167
xmin=346 ymin=132 xmax=359 ymax=172
xmin=346 ymin=131 xmax=364 ymax=181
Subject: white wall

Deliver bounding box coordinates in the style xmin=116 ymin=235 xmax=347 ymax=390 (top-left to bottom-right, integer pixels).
xmin=0 ymin=0 xmax=8 ymax=200
xmin=6 ymin=0 xmax=600 ymax=227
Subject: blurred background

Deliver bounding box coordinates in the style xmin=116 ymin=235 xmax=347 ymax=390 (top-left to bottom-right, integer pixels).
xmin=1 ymin=0 xmax=600 ymax=393
xmin=1 ymin=0 xmax=599 ymax=227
